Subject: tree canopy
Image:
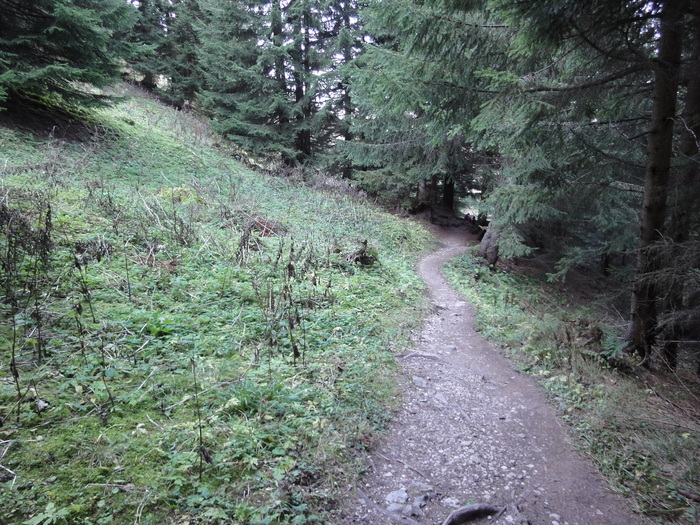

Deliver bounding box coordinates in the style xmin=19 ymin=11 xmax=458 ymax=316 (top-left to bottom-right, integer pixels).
xmin=0 ymin=0 xmax=136 ymax=109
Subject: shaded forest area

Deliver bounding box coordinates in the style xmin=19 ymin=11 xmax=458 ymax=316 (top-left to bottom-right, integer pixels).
xmin=0 ymin=0 xmax=699 ymax=523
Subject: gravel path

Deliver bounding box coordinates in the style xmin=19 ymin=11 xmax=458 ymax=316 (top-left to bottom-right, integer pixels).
xmin=335 ymin=228 xmax=644 ymax=525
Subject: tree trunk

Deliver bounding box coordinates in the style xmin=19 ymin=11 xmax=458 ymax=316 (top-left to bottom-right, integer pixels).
xmin=442 ymin=175 xmax=455 ymax=210
xmin=627 ymin=0 xmax=686 ymax=362
xmin=417 ymin=179 xmax=430 ymax=202
xmin=272 ymin=0 xmax=288 ymax=125
xmin=661 ymin=4 xmax=700 ymax=369
xmin=139 ymin=71 xmax=157 ymax=91
xmin=479 ymin=225 xmax=500 ymax=267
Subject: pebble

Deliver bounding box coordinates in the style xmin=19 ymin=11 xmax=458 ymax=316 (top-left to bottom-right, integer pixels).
xmin=385 ymin=488 xmax=408 ymax=504
xmin=434 ymin=393 xmax=449 ymax=405
xmin=412 ymin=376 xmax=428 ymax=388
xmin=442 ymin=496 xmax=461 ymax=508
xmin=386 ymin=503 xmax=405 ymax=513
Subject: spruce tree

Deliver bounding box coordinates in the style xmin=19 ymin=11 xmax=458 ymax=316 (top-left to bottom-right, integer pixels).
xmin=342 ymin=0 xmax=501 ymax=208
xmin=159 ymin=0 xmax=203 ymax=107
xmin=198 ymin=0 xmax=340 ymax=164
xmin=127 ymin=0 xmax=170 ymax=91
xmin=0 ymin=0 xmax=136 ymax=110
xmin=198 ymin=0 xmax=298 ymax=160
xmin=313 ymin=0 xmax=365 ymax=175
xmin=415 ymin=0 xmax=700 ymax=367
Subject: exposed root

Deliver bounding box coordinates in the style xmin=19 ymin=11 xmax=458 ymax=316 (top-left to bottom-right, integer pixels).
xmin=401 ymin=351 xmax=450 ymax=364
xmin=440 ymin=504 xmax=501 ymax=525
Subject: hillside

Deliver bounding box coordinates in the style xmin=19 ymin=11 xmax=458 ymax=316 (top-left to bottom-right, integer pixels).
xmin=0 ymin=84 xmax=431 ymax=524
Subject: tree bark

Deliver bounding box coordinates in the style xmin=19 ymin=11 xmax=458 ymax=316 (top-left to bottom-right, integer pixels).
xmin=442 ymin=175 xmax=455 ymax=210
xmin=661 ymin=2 xmax=700 ymax=369
xmin=479 ymin=225 xmax=500 ymax=267
xmin=417 ymin=179 xmax=430 ymax=202
xmin=627 ymin=0 xmax=687 ymax=361
xmin=431 ymin=174 xmax=439 ymax=204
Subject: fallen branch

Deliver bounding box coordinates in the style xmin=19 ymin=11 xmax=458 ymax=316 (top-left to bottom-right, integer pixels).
xmin=0 ymin=463 xmax=17 ymax=486
xmin=146 ymin=414 xmax=163 ymax=430
xmin=164 ymin=381 xmax=232 ymax=412
xmin=375 ymin=452 xmax=427 ymax=479
xmin=135 ymin=366 xmax=158 ymax=392
xmin=0 ymin=440 xmax=16 ymax=486
xmin=677 ymin=488 xmax=700 ymax=503
xmin=441 ymin=504 xmax=501 ymax=525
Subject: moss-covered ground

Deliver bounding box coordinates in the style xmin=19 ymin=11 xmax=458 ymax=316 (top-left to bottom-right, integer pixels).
xmin=0 ymin=85 xmax=431 ymax=524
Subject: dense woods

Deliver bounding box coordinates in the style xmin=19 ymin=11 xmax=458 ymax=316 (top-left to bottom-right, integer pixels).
xmin=1 ymin=0 xmax=699 ymax=523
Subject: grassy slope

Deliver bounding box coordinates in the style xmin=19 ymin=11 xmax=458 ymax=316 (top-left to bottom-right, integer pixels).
xmin=444 ymin=250 xmax=700 ymax=525
xmin=0 ymin=85 xmax=431 ymax=524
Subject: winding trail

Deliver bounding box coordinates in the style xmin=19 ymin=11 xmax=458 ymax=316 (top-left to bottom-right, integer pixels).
xmin=336 ymin=228 xmax=644 ymax=525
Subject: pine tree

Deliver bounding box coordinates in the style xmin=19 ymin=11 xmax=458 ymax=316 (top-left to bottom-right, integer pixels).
xmin=127 ymin=0 xmax=170 ymax=90
xmin=126 ymin=0 xmax=202 ymax=108
xmin=341 ymin=0 xmax=502 ymax=208
xmin=314 ymin=0 xmax=365 ymax=176
xmin=160 ymin=0 xmax=203 ymax=107
xmin=198 ymin=0 xmax=341 ymax=164
xmin=0 ymin=0 xmax=136 ymax=110
xmin=197 ymin=0 xmax=296 ymax=159
xmin=420 ymin=0 xmax=700 ymax=367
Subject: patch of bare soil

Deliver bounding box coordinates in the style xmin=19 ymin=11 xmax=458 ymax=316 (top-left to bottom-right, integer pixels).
xmin=0 ymin=97 xmax=99 ymax=142
xmin=334 ymin=227 xmax=646 ymax=525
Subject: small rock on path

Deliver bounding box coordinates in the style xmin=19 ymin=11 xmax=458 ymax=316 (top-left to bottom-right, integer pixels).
xmin=334 ymin=228 xmax=645 ymax=525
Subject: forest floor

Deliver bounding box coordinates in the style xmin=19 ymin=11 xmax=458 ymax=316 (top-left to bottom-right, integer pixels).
xmin=335 ymin=225 xmax=647 ymax=525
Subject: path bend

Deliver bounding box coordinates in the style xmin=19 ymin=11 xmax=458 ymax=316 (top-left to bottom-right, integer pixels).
xmin=337 ymin=228 xmax=642 ymax=525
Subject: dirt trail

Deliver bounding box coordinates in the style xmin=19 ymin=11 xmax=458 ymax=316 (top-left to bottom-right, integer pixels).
xmin=336 ymin=228 xmax=644 ymax=525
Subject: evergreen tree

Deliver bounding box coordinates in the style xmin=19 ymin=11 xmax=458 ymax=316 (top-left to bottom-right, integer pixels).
xmin=198 ymin=0 xmax=342 ymax=164
xmin=412 ymin=0 xmax=700 ymax=367
xmin=159 ymin=0 xmax=204 ymax=107
xmin=127 ymin=0 xmax=170 ymax=90
xmin=342 ymin=0 xmax=503 ymax=208
xmin=126 ymin=0 xmax=202 ymax=108
xmin=198 ymin=0 xmax=298 ymax=160
xmin=314 ymin=0 xmax=365 ymax=176
xmin=0 ymin=0 xmax=136 ymax=110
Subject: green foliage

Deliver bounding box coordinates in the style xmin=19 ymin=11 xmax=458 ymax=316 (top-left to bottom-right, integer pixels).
xmin=197 ymin=0 xmax=297 ymax=161
xmin=343 ymin=0 xmax=501 ymax=204
xmin=126 ymin=0 xmax=171 ymax=90
xmin=0 ymin=85 xmax=430 ymax=524
xmin=0 ymin=0 xmax=137 ymax=109
xmin=197 ymin=0 xmax=362 ymax=165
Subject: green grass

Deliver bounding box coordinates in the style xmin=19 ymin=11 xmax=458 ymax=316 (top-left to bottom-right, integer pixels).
xmin=0 ymin=85 xmax=431 ymax=524
xmin=444 ymin=250 xmax=700 ymax=525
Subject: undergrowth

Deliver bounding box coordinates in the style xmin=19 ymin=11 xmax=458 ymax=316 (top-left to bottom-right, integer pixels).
xmin=0 ymin=85 xmax=431 ymax=524
xmin=444 ymin=250 xmax=700 ymax=525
